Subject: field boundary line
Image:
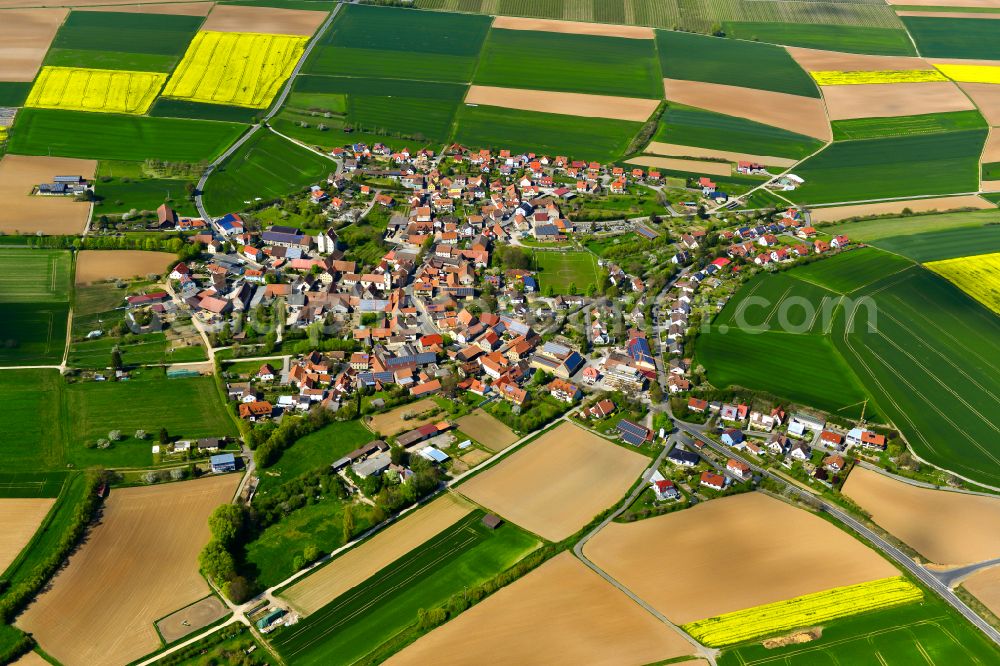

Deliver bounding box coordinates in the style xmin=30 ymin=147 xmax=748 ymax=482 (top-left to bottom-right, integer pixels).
xmin=887 ymin=290 xmax=999 ymax=372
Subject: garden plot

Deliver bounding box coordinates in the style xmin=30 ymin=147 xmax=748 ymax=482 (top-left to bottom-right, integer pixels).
xmin=821 ymin=81 xmax=974 ymax=119
xmin=456 ymin=409 xmax=518 ymax=452
xmin=0 ymin=155 xmax=96 ymax=235
xmin=458 ymin=422 xmax=648 ymax=542
xmin=17 ymin=475 xmax=240 ymax=666
xmin=366 ymin=398 xmax=440 ymax=436
xmin=386 ymin=552 xmax=694 ymax=666
xmin=465 ymin=86 xmax=658 ymax=122
xmin=0 ymin=9 xmax=66 ymax=82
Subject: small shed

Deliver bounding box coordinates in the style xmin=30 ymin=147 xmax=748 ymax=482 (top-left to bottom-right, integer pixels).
xmin=210 ymin=453 xmax=236 ymax=473
xmin=256 ymin=608 xmax=286 ymax=630
xmin=482 ymin=514 xmax=503 ymax=530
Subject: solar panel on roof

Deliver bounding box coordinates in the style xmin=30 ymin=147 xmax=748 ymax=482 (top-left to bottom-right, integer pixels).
xmin=622 ymin=431 xmax=645 ymax=446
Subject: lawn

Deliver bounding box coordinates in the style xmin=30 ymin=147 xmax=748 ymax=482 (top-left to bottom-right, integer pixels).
xmin=718 ymin=594 xmax=1000 ymax=664
xmin=475 ymin=28 xmax=663 ymax=98
xmin=451 ymin=104 xmax=641 ymax=162
xmin=533 ymin=250 xmax=602 ymax=294
xmin=202 ymin=129 xmax=331 ymax=215
xmin=256 ymin=419 xmax=374 ymax=494
xmin=63 ymin=371 xmax=237 ymax=468
xmin=653 ymin=103 xmax=824 ymax=160
xmin=723 ymin=23 xmax=916 ymax=56
xmin=789 ymin=130 xmax=986 ymax=205
xmin=821 ymin=209 xmax=1000 ymax=241
xmin=789 ymin=247 xmax=914 ymax=294
xmin=902 ymin=16 xmax=1000 ymax=59
xmin=874 ymin=225 xmax=1000 ymax=262
xmin=831 ymin=111 xmax=986 ymax=141
xmin=0 ymin=370 xmax=67 ymax=470
xmin=656 ymin=31 xmax=818 ymax=98
xmin=93 ymin=173 xmax=199 ymax=217
xmin=304 ymin=4 xmax=490 ymax=82
xmin=270 ymin=512 xmax=539 ymax=666
xmin=149 ymin=98 xmax=259 ymax=123
xmin=67 ymin=332 xmax=207 ymax=369
xmin=9 ymin=109 xmax=247 ymax=163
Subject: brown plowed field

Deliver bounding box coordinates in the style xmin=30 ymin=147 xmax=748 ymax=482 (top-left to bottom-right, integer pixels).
xmin=822 ymin=81 xmax=974 ymax=120
xmin=897 ymin=9 xmax=1000 ymax=16
xmin=626 ymin=156 xmax=733 ymax=176
xmin=0 ymin=9 xmax=67 ymax=81
xmin=0 ymin=498 xmax=55 ymax=572
xmin=889 ymin=0 xmax=1000 ymax=6
xmin=983 ymin=128 xmax=1000 ymax=161
xmin=787 ymin=46 xmax=933 ymax=72
xmin=963 ymin=565 xmax=1000 ymax=617
xmin=466 ymin=86 xmax=658 ymax=122
xmin=663 ymin=78 xmax=831 ymax=141
xmin=281 ymin=494 xmax=473 ymax=614
xmin=457 ymin=422 xmax=648 ymax=542
xmin=75 ymin=250 xmax=176 ymax=284
xmin=456 ymin=409 xmax=518 ymax=451
xmin=156 ymin=595 xmax=228 ymax=642
xmin=0 ymin=155 xmax=96 ymax=235
xmin=83 ymin=2 xmax=213 ymax=15
xmin=983 ymin=179 xmax=1000 ymax=191
xmin=583 ymin=492 xmax=897 ymax=624
xmin=645 ymin=141 xmax=797 ymax=167
xmin=10 ymin=652 xmax=49 ymax=666
xmin=17 ymin=475 xmax=240 ymax=666
xmin=843 ymin=466 xmax=1000 ymax=565
xmin=958 ymin=82 xmax=1000 ymax=125
xmin=367 ymin=398 xmax=440 ymax=437
xmin=200 ymin=4 xmax=326 ymax=35
xmin=491 ymin=16 xmax=654 ymax=39
xmin=385 ymin=552 xmax=694 ymax=666
xmin=808 ymin=195 xmax=994 ymax=222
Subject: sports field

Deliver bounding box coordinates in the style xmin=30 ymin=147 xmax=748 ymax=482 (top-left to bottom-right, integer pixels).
xmin=874 ymin=224 xmax=1000 ymax=262
xmin=532 ymin=251 xmax=601 ymax=294
xmin=202 ymin=129 xmax=330 ymax=214
xmin=271 ymin=511 xmax=539 ymax=666
xmin=927 ymin=251 xmax=1000 ymax=313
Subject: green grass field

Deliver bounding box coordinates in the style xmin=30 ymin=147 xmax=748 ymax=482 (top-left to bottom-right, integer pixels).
xmin=724 ymin=22 xmax=916 ymax=55
xmin=475 ymin=28 xmax=662 ymax=98
xmin=902 ymin=15 xmax=1000 ymax=59
xmin=0 ymin=471 xmax=66 ymax=499
xmin=305 ymin=4 xmax=490 ymax=82
xmin=0 ymin=370 xmax=67 ymax=470
xmin=820 ymin=209 xmax=1000 ymax=241
xmin=984 ymin=162 xmax=1000 ymax=181
xmin=0 ymin=82 xmax=30 ymax=106
xmin=149 ymin=98 xmax=260 ymax=123
xmin=49 ymin=10 xmax=201 ymax=58
xmin=831 ymin=111 xmax=987 ymax=141
xmin=202 ymin=129 xmax=331 ymax=215
xmin=653 ymin=104 xmax=824 ymax=160
xmin=64 ymin=371 xmax=237 ymax=468
xmin=43 ymin=48 xmax=178 ymax=73
xmin=452 ymin=104 xmax=641 ymax=162
xmin=533 ymin=250 xmax=602 ymax=294
xmin=94 ymin=173 xmax=199 ymax=217
xmin=657 ymin=31 xmax=818 ymax=97
xmin=0 ymin=250 xmax=72 ymax=303
xmin=711 ymin=272 xmax=840 ymax=334
xmin=257 ymin=419 xmax=374 ymax=494
xmin=718 ymin=595 xmax=1000 ymax=664
xmin=10 ymin=109 xmax=247 ymax=162
xmin=790 ymin=130 xmax=986 ymax=204
xmin=789 ymin=247 xmax=914 ymax=294
xmin=272 ymin=512 xmax=539 ymax=666
xmin=0 ymin=250 xmax=72 ymax=366
xmin=67 ymin=332 xmax=207 ymax=369
xmin=873 ymin=225 xmax=1000 ymax=262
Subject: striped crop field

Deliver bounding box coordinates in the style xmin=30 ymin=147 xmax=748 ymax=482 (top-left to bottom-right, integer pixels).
xmin=162 ymin=31 xmax=306 ymax=109
xmin=26 ymin=67 xmax=166 ymax=115
xmin=934 ymin=63 xmax=1000 ymax=84
xmin=926 ymin=252 xmax=1000 ymax=314
xmin=682 ymin=577 xmax=923 ymax=647
xmin=812 ymin=69 xmax=947 ymax=85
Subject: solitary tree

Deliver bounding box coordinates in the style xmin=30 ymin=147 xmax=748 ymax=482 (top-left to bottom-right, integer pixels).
xmin=110 ymin=348 xmax=123 ymax=371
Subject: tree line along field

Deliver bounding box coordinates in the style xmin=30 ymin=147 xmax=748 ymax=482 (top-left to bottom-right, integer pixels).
xmin=270 ymin=512 xmax=539 ymax=666
xmin=202 ymin=129 xmax=332 ymax=216
xmin=0 ymin=250 xmax=71 ymax=367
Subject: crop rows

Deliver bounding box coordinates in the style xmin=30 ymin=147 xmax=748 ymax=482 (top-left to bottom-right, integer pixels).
xmin=26 ymin=67 xmax=165 ymax=115
xmin=812 ymin=69 xmax=946 ymax=85
xmin=683 ymin=577 xmax=923 ymax=647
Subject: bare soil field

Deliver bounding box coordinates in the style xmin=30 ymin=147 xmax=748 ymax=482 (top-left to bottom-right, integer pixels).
xmin=75 ymin=250 xmax=176 ymax=284
xmin=200 ymin=4 xmax=325 ymax=35
xmin=10 ymin=652 xmax=49 ymax=666
xmin=466 ymin=86 xmax=658 ymax=122
xmin=156 ymin=595 xmax=228 ymax=643
xmin=788 ymin=46 xmax=933 ymax=72
xmin=583 ymin=492 xmax=897 ymax=624
xmin=889 ymin=0 xmax=1000 ymax=6
xmin=0 ymin=9 xmax=67 ymax=81
xmin=822 ymin=81 xmax=974 ymax=120
xmin=663 ymin=78 xmax=831 ymax=141
xmin=367 ymin=398 xmax=440 ymax=436
xmin=458 ymin=422 xmax=648 ymax=542
xmin=458 ymin=448 xmax=493 ymax=468
xmin=983 ymin=128 xmax=1000 ymax=161
xmin=0 ymin=155 xmax=96 ymax=235
xmin=281 ymin=494 xmax=473 ymax=614
xmin=843 ymin=466 xmax=1000 ymax=565
xmin=809 ymin=195 xmax=994 ymax=222
xmin=958 ymin=82 xmax=1000 ymax=125
xmin=83 ymin=2 xmax=213 ymax=15
xmin=983 ymin=179 xmax=1000 ymax=191
xmin=897 ymin=9 xmax=1000 ymax=16
xmin=645 ymin=142 xmax=797 ymax=168
xmin=456 ymin=409 xmax=519 ymax=451
xmin=962 ymin=565 xmax=1000 ymax=617
xmin=385 ymin=552 xmax=693 ymax=666
xmin=491 ymin=16 xmax=654 ymax=39
xmin=17 ymin=475 xmax=240 ymax=666
xmin=0 ymin=498 xmax=55 ymax=572
xmin=626 ymin=156 xmax=733 ymax=176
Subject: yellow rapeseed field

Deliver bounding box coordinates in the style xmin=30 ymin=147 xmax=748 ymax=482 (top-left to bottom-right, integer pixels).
xmin=811 ymin=69 xmax=947 ymax=85
xmin=161 ymin=31 xmax=307 ymax=109
xmin=927 ymin=252 xmax=1000 ymax=315
xmin=25 ymin=66 xmax=166 ymax=115
xmin=934 ymin=64 xmax=1000 ymax=85
xmin=681 ymin=576 xmax=922 ymax=647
